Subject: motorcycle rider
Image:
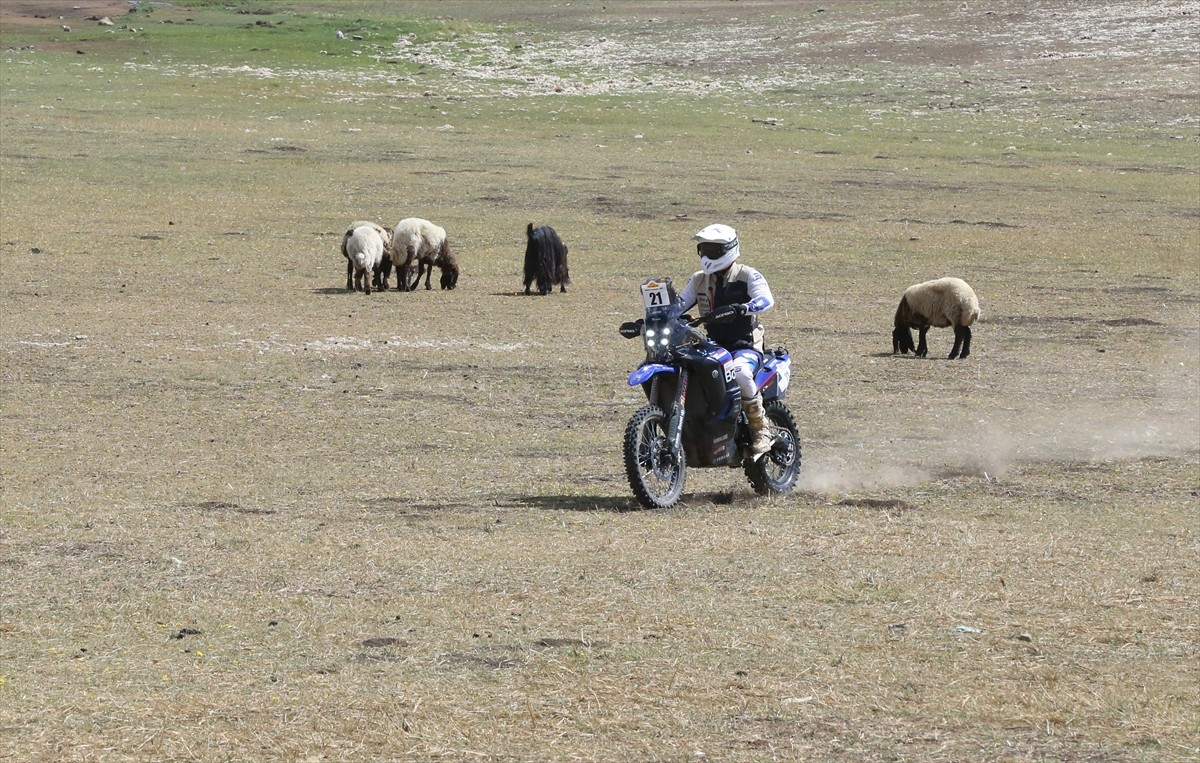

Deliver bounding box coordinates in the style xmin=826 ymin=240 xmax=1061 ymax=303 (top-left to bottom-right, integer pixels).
xmin=676 ymin=223 xmax=776 ymax=458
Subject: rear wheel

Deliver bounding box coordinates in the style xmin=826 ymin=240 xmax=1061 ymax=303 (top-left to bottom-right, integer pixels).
xmin=623 ymin=405 xmax=685 ymax=509
xmin=745 ymin=400 xmax=801 ymax=495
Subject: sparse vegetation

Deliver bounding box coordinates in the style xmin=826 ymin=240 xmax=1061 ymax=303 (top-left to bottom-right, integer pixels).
xmin=1 ymin=1 xmax=1197 ymax=761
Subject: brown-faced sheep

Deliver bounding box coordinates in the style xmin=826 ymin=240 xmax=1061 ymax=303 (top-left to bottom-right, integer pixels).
xmin=389 ymin=218 xmax=459 ymax=291
xmin=892 ymin=277 xmax=980 ymax=359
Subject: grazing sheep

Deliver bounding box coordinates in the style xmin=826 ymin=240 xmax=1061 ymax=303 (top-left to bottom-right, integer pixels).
xmin=390 ymin=217 xmax=459 ymax=291
xmin=892 ymin=277 xmax=980 ymax=359
xmin=523 ymin=223 xmax=571 ymax=295
xmin=341 ymin=221 xmax=390 ymax=295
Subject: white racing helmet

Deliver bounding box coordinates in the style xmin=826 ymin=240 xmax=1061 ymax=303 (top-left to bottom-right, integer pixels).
xmin=693 ymin=223 xmax=740 ymax=275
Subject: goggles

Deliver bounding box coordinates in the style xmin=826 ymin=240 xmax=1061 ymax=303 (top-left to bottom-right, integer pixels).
xmin=697 ymin=241 xmax=736 ymax=259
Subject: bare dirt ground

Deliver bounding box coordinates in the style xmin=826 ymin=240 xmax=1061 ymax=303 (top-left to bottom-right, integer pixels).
xmin=1 ymin=1 xmax=1198 ymax=761
xmin=0 ymin=0 xmax=129 ymax=26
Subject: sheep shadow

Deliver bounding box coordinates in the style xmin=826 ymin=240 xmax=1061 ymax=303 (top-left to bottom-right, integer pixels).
xmin=874 ymin=352 xmax=968 ymax=360
xmin=311 ymin=287 xmax=406 ymax=296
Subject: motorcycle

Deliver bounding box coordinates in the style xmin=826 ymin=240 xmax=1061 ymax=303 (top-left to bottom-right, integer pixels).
xmin=618 ymin=276 xmax=801 ymax=509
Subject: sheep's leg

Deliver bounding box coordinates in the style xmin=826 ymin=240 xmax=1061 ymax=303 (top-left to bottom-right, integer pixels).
xmin=958 ymin=326 xmax=972 ymax=359
xmin=916 ymin=327 xmax=929 ymax=357
xmin=423 ymin=262 xmax=434 ymax=290
xmin=414 ymin=262 xmax=429 ymax=290
xmin=346 ymin=258 xmax=354 ymax=290
xmin=949 ymin=326 xmax=963 ymax=359
xmin=402 ymin=249 xmax=421 ymax=292
xmin=379 ymin=256 xmax=393 ymax=290
xmin=398 ymin=257 xmax=414 ymax=292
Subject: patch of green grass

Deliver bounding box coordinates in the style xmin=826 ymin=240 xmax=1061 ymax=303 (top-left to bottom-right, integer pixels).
xmin=1 ymin=2 xmax=481 ymax=72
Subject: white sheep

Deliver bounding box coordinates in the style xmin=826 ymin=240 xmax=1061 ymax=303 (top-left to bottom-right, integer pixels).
xmin=390 ymin=217 xmax=460 ymax=291
xmin=340 ymin=221 xmax=390 ymax=295
xmin=892 ymin=277 xmax=980 ymax=359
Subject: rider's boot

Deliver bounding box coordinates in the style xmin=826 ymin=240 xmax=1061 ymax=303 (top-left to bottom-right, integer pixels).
xmin=743 ymin=395 xmax=774 ymax=459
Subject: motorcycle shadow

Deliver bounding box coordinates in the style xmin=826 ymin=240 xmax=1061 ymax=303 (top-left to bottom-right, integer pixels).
xmin=512 ymin=495 xmax=641 ymax=512
xmin=512 ymin=492 xmax=736 ymax=512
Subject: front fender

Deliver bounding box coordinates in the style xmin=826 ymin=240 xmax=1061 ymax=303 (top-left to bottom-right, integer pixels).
xmin=628 ymin=363 xmax=677 ymax=387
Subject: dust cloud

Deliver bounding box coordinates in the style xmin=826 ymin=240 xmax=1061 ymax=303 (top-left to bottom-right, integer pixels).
xmin=800 ymin=354 xmax=1199 ymax=494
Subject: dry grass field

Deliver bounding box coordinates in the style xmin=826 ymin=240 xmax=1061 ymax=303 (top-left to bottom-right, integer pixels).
xmin=2 ymin=1 xmax=1198 ymax=761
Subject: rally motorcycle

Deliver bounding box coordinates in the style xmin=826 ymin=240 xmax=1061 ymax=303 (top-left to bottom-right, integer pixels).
xmin=618 ymin=277 xmax=801 ymax=509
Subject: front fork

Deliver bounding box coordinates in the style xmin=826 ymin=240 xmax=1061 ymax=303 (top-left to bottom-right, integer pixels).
xmin=664 ymin=367 xmax=688 ymax=462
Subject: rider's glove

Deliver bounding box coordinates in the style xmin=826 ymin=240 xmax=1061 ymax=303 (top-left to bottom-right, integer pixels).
xmin=703 ymin=303 xmax=748 ymax=323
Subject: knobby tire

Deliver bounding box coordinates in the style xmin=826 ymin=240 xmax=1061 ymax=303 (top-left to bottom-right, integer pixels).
xmin=745 ymin=399 xmax=801 ymax=496
xmin=623 ymin=405 xmax=686 ymax=509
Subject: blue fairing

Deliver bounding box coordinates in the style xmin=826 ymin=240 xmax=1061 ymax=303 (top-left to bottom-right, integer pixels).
xmin=629 ymin=363 xmax=677 ymax=386
xmin=753 ymin=365 xmax=777 ymax=393
xmin=754 ymin=351 xmax=790 ymax=399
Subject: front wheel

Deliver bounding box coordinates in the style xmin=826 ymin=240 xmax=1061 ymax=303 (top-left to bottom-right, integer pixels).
xmin=623 ymin=405 xmax=686 ymax=509
xmin=745 ymin=399 xmax=801 ymax=496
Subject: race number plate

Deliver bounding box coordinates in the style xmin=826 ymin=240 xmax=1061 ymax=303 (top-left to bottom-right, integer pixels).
xmin=640 ymin=280 xmax=671 ymax=311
